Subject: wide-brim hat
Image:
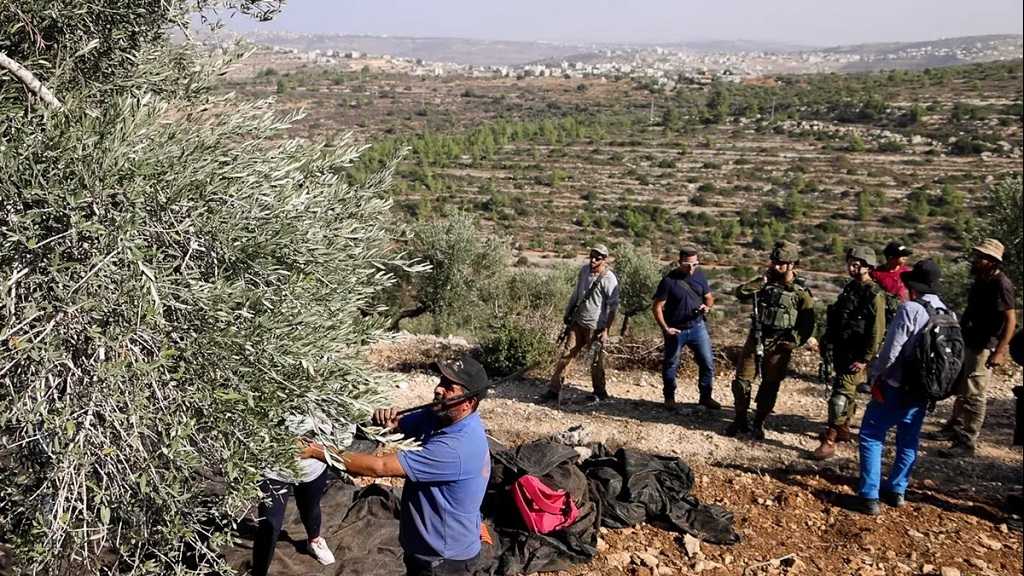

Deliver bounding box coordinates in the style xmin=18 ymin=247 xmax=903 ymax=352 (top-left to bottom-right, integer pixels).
xmin=972 ymin=238 xmax=1004 ymax=262
xmin=900 ymin=259 xmax=941 ymax=295
xmin=436 ymin=355 xmax=490 ymax=400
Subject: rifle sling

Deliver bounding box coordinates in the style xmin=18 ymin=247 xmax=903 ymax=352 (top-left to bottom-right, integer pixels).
xmin=566 ymin=269 xmax=608 ymax=326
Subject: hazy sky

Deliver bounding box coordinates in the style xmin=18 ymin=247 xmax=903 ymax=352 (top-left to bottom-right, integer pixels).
xmin=227 ymin=0 xmax=1024 ymax=46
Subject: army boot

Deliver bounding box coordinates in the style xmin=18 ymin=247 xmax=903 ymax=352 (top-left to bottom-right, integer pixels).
xmin=750 ymin=419 xmax=766 ymax=441
xmin=726 ymin=378 xmax=752 ymax=436
xmin=812 ymin=427 xmax=839 ymax=460
xmin=836 ymin=424 xmax=853 ymax=443
xmin=725 ymin=412 xmax=750 ymax=436
xmin=750 ymin=407 xmax=771 ymax=441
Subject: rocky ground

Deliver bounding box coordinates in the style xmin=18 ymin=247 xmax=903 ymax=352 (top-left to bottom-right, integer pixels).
xmin=369 ymin=331 xmax=1024 ymax=576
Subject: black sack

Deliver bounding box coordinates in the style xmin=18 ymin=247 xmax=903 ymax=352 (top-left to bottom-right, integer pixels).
xmin=905 ymin=299 xmax=964 ymax=403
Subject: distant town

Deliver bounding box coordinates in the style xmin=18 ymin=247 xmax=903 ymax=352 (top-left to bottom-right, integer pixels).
xmin=215 ymin=31 xmax=1023 ymax=86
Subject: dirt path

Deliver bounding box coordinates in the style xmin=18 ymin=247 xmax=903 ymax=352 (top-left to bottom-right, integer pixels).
xmin=370 ymin=333 xmax=1024 ymax=575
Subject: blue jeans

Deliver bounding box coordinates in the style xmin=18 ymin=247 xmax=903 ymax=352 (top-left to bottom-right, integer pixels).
xmin=662 ymin=320 xmax=714 ymax=401
xmin=857 ymin=386 xmax=927 ymax=500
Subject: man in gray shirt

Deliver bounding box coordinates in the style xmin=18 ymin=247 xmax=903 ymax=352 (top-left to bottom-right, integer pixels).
xmin=544 ymin=244 xmax=620 ymax=404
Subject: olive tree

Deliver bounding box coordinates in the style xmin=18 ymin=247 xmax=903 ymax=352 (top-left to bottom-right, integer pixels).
xmin=395 ymin=211 xmax=508 ymax=333
xmin=1 ymin=2 xmax=410 ymax=574
xmin=613 ymin=245 xmax=664 ymax=335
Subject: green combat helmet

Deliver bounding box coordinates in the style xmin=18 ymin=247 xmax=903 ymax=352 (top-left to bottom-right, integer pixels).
xmin=846 ymin=246 xmax=878 ymax=268
xmin=770 ymin=241 xmax=800 ymax=264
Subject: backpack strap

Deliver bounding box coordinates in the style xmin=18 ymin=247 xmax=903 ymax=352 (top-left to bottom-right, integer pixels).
xmin=913 ymin=297 xmax=940 ymax=317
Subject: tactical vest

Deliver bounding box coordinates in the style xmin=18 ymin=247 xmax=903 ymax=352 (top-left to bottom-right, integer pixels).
xmin=831 ymin=282 xmax=880 ymax=339
xmin=757 ymin=283 xmax=805 ymax=331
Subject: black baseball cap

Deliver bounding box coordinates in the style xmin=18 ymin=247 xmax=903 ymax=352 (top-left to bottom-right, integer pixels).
xmin=436 ymin=355 xmax=490 ymax=400
xmin=883 ymin=242 xmax=913 ymax=259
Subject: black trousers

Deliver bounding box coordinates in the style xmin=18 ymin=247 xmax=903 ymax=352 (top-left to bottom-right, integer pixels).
xmin=403 ymin=553 xmax=480 ymax=576
xmin=251 ymin=469 xmax=329 ymax=576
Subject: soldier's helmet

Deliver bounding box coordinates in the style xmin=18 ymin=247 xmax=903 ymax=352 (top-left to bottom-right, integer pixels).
xmin=846 ymin=246 xmax=878 ymax=268
xmin=770 ymin=241 xmax=800 ymax=264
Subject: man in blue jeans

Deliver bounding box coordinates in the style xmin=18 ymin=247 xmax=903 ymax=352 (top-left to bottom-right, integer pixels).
xmin=856 ymin=259 xmax=949 ymax=515
xmin=653 ymin=246 xmax=720 ymax=411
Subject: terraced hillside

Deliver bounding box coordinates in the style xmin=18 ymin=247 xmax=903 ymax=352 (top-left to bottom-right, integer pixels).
xmin=220 ymin=57 xmax=1021 ymax=269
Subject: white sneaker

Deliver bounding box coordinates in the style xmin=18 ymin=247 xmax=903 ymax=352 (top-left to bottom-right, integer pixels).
xmin=308 ymin=536 xmax=335 ymax=566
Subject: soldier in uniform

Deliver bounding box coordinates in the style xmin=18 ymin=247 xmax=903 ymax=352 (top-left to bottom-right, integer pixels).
xmin=726 ymin=241 xmax=816 ymax=440
xmin=812 ymin=246 xmax=887 ymax=460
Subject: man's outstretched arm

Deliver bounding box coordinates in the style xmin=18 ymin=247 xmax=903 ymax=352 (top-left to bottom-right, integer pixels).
xmin=301 ymin=443 xmax=406 ymax=478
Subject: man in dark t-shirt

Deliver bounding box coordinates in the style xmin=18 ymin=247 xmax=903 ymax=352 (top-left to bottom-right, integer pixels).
xmin=939 ymin=238 xmax=1018 ymax=458
xmin=652 ymin=246 xmax=720 ymax=410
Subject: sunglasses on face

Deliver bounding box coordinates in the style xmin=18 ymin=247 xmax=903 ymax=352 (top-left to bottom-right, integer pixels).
xmin=589 ymin=254 xmax=606 ymax=261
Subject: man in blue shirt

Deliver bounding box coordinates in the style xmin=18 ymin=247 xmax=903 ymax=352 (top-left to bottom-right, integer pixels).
xmin=302 ymin=356 xmax=491 ymax=575
xmin=856 ymin=259 xmax=948 ymax=515
xmin=652 ymin=246 xmax=720 ymax=411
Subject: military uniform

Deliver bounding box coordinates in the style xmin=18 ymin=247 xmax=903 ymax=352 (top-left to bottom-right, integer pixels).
xmin=727 ymin=242 xmax=816 ymax=439
xmin=813 ymin=246 xmax=886 ymax=460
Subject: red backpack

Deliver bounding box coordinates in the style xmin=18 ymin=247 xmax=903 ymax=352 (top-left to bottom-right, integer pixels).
xmin=510 ymin=475 xmax=580 ymax=534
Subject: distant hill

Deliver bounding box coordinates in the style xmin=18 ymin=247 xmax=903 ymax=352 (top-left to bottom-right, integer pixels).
xmin=220 ymin=32 xmax=594 ymax=66
xmin=821 ymin=34 xmax=1023 ymax=71
xmin=224 ymin=31 xmax=1023 ymax=72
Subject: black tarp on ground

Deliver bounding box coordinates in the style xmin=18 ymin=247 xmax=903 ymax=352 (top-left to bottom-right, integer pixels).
xmin=224 ymin=438 xmax=738 ymax=576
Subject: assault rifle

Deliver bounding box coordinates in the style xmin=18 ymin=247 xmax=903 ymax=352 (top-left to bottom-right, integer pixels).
xmin=818 ymin=345 xmax=834 ymax=385
xmin=818 ymin=304 xmax=836 ymax=386
xmin=752 ymin=290 xmax=765 ymax=378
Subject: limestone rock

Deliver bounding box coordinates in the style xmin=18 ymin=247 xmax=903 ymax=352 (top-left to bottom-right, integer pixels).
xmin=979 ymin=535 xmax=1002 ymax=550
xmin=682 ymin=533 xmax=701 ymax=558
xmin=634 ymin=552 xmax=660 ymax=568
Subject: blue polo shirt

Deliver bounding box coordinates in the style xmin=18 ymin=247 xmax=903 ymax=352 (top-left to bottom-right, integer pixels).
xmin=396 ymin=410 xmax=490 ymax=561
xmin=653 ymin=269 xmax=711 ymax=329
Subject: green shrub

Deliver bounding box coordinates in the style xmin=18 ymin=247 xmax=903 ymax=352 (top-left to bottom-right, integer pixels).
xmin=846 ymin=133 xmax=866 ymax=152
xmin=479 ymin=320 xmax=552 ymax=376
xmin=497 ymin=268 xmax=574 ymax=324
xmin=877 ymin=139 xmax=905 ymax=153
xmin=782 ymin=189 xmax=806 ymax=220
xmin=949 ymin=135 xmax=987 ymax=156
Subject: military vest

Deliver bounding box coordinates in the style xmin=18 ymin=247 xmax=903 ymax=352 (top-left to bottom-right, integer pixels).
xmin=757 ymin=282 xmax=806 ymax=331
xmin=828 ymin=281 xmax=880 ymax=340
